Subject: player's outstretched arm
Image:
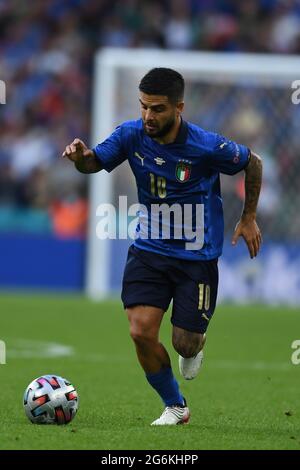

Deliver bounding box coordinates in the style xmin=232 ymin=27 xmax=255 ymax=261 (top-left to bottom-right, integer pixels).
xmin=232 ymin=151 xmax=263 ymax=258
xmin=62 ymin=138 xmax=102 ymax=174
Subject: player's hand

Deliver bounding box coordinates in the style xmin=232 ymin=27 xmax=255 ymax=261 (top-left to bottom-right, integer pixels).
xmin=231 ymin=215 xmax=262 ymax=259
xmin=62 ymin=139 xmax=88 ymax=162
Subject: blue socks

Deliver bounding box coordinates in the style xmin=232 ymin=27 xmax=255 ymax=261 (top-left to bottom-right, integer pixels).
xmin=146 ymin=366 xmax=184 ymax=407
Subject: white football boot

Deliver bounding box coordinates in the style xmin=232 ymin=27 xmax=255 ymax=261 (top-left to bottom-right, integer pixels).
xmin=151 ymin=400 xmax=190 ymax=426
xmin=179 ymin=333 xmax=206 ymax=380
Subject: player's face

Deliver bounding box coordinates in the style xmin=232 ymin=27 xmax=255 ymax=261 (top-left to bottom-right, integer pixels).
xmin=139 ymin=93 xmax=183 ymax=138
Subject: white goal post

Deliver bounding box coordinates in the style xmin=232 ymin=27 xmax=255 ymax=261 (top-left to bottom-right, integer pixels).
xmin=86 ymin=47 xmax=300 ymax=301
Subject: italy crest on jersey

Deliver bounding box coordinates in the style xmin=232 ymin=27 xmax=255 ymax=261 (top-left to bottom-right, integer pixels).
xmin=176 ymin=160 xmax=191 ymax=183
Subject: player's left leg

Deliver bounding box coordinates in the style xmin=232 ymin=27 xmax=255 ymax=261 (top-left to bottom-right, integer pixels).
xmin=173 ymin=327 xmax=206 ymax=380
xmin=170 ymin=258 xmax=218 ymax=380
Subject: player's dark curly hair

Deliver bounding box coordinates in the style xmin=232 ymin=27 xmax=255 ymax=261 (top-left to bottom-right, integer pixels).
xmin=139 ymin=68 xmax=184 ymax=104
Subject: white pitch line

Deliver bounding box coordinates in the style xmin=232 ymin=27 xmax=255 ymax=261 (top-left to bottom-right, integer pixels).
xmin=6 ymin=339 xmax=295 ymax=372
xmin=78 ymin=353 xmax=132 ymax=363
xmin=7 ymin=339 xmax=74 ymax=359
xmin=76 ymin=355 xmax=293 ymax=371
xmin=207 ymin=359 xmax=293 ymax=371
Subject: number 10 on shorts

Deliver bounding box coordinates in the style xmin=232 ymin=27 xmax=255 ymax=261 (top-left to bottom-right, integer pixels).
xmin=198 ymin=284 xmax=210 ymax=312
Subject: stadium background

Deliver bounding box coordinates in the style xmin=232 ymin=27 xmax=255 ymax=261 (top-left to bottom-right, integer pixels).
xmin=0 ymin=0 xmax=300 ymax=451
xmin=0 ymin=0 xmax=300 ymax=300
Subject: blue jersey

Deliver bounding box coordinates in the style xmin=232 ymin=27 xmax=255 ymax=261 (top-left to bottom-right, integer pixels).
xmin=93 ymin=119 xmax=249 ymax=260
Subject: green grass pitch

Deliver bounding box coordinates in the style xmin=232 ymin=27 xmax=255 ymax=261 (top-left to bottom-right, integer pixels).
xmin=0 ymin=293 xmax=299 ymax=450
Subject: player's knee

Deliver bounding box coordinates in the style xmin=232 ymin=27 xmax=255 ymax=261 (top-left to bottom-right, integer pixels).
xmin=172 ymin=326 xmax=203 ymax=357
xmin=172 ymin=330 xmax=202 ymax=358
xmin=130 ymin=327 xmax=147 ymax=345
xmin=127 ymin=306 xmax=162 ymax=345
xmin=173 ymin=340 xmax=198 ymax=358
xmin=129 ymin=322 xmax=156 ymax=346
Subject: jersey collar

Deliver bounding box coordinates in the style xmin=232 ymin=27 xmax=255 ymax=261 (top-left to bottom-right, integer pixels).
xmin=173 ymin=118 xmax=188 ymax=144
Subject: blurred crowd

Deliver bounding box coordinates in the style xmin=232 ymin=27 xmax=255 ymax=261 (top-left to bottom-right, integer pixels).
xmin=0 ymin=0 xmax=300 ymax=238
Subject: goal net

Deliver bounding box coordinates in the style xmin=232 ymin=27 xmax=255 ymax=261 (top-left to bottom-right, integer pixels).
xmin=87 ymin=48 xmax=300 ymax=305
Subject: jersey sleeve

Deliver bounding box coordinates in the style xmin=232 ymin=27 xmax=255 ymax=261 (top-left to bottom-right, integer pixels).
xmin=92 ymin=125 xmax=128 ymax=173
xmin=208 ymin=133 xmax=250 ymax=175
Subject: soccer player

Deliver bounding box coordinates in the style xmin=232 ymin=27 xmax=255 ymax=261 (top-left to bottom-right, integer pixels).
xmin=63 ymin=68 xmax=262 ymax=425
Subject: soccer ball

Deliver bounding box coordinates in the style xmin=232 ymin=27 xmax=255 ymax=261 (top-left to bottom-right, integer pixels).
xmin=23 ymin=374 xmax=79 ymax=425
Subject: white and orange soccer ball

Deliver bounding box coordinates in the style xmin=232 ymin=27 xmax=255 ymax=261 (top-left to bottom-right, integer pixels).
xmin=23 ymin=375 xmax=79 ymax=424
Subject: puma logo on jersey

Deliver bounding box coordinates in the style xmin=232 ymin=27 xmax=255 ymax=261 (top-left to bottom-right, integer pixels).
xmin=134 ymin=152 xmax=145 ymax=165
xmin=219 ymin=142 xmax=227 ymax=149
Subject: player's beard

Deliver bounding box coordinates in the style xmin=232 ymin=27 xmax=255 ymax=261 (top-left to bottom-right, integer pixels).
xmin=144 ymin=115 xmax=176 ymax=138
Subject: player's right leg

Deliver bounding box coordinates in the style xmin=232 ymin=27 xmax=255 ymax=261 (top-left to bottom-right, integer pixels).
xmin=121 ymin=245 xmax=189 ymax=425
xmin=126 ymin=305 xmax=189 ymax=425
xmin=126 ymin=305 xmax=170 ymax=374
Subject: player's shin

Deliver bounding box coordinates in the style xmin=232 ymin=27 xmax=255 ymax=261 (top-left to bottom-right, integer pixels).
xmin=146 ymin=366 xmax=185 ymax=407
xmin=133 ymin=339 xmax=184 ymax=407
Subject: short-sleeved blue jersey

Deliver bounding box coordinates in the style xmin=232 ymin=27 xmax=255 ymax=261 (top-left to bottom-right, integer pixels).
xmin=93 ymin=119 xmax=249 ymax=260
